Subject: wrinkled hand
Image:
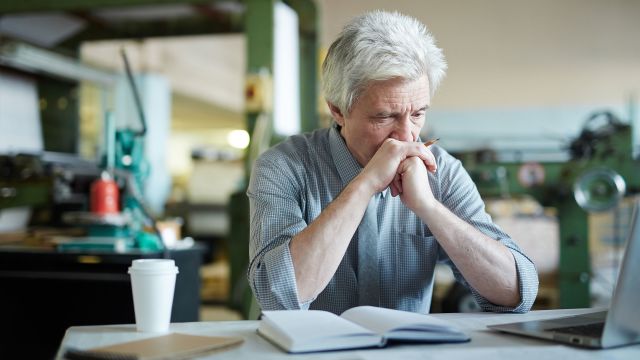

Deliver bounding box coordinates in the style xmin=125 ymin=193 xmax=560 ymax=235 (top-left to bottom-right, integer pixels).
xmin=358 ymin=139 xmax=436 ymax=196
xmin=396 ymin=156 xmax=437 ymax=213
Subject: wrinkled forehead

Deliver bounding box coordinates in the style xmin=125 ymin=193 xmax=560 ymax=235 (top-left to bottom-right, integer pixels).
xmin=353 ymin=76 xmax=431 ymax=111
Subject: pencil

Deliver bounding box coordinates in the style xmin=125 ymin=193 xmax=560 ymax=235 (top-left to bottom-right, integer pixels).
xmin=423 ymin=138 xmax=440 ymax=147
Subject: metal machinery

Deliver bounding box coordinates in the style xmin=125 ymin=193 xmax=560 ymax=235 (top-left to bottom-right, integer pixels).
xmin=0 ymin=50 xmax=204 ymax=359
xmin=0 ymin=7 xmax=320 ymax=359
xmin=0 ymin=42 xmax=161 ymax=251
xmin=457 ymin=111 xmax=639 ymax=308
xmin=0 ymin=154 xmax=52 ymax=213
xmin=65 ymin=49 xmax=163 ymax=251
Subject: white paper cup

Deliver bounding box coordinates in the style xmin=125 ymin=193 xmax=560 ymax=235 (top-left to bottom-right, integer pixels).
xmin=128 ymin=259 xmax=179 ymax=333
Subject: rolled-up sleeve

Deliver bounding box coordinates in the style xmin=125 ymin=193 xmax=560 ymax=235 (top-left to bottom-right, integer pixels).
xmin=435 ymin=151 xmax=539 ymax=313
xmin=247 ymin=154 xmax=310 ymax=310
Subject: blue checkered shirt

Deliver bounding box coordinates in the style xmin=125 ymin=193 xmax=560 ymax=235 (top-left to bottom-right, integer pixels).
xmin=247 ymin=125 xmax=538 ymax=314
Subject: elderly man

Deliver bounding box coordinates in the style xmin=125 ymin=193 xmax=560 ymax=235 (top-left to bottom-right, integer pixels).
xmin=247 ymin=10 xmax=538 ymax=315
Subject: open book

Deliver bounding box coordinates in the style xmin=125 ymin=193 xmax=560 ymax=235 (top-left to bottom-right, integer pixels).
xmin=258 ymin=306 xmax=470 ymax=353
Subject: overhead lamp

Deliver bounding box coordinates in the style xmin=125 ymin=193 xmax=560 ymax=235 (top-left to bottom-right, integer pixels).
xmin=227 ymin=129 xmax=250 ymax=149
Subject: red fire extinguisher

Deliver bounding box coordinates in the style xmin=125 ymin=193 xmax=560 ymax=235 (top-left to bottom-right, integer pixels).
xmin=90 ymin=171 xmax=120 ymax=214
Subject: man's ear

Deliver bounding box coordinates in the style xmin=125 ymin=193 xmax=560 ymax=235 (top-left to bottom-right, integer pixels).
xmin=327 ymin=102 xmax=346 ymax=127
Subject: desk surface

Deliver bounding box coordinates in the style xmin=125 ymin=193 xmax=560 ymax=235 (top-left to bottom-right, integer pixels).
xmin=56 ymin=309 xmax=638 ymax=359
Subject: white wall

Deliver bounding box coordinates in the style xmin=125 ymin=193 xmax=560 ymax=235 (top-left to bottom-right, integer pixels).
xmin=0 ymin=70 xmax=43 ymax=153
xmin=318 ymin=0 xmax=640 ymax=155
xmin=0 ymin=70 xmax=42 ymax=232
xmin=320 ymin=0 xmax=640 ymax=108
xmin=81 ymin=35 xmax=245 ymax=114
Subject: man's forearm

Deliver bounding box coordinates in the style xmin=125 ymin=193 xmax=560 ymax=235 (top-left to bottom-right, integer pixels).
xmin=289 ymin=175 xmax=374 ymax=302
xmin=416 ymin=201 xmax=521 ymax=307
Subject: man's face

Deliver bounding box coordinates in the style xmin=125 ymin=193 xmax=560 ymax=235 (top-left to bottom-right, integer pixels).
xmin=330 ymin=76 xmax=431 ymax=167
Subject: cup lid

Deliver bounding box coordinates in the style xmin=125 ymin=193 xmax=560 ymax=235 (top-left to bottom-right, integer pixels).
xmin=128 ymin=259 xmax=179 ymax=274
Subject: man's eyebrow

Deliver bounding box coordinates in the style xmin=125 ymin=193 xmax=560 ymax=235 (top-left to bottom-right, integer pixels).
xmin=373 ymin=105 xmax=430 ymax=117
xmin=409 ymin=106 xmax=429 ymax=114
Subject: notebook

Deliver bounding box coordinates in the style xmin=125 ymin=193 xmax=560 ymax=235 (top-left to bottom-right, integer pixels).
xmin=488 ymin=200 xmax=640 ymax=349
xmin=63 ymin=333 xmax=243 ymax=360
xmin=258 ymin=306 xmax=469 ymax=353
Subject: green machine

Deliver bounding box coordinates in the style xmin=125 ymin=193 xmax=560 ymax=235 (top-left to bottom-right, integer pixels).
xmin=0 ymin=155 xmax=51 ymax=211
xmin=0 ymin=42 xmax=162 ymax=252
xmin=46 ymin=48 xmax=164 ymax=252
xmin=0 ymin=0 xmax=320 ymax=318
xmin=458 ymin=111 xmax=639 ymax=308
xmin=93 ymin=49 xmax=162 ymax=251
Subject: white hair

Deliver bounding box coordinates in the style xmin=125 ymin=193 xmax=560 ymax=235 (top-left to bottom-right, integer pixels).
xmin=322 ymin=10 xmax=447 ymax=115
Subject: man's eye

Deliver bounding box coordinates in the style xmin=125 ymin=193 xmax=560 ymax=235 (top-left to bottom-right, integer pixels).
xmin=412 ymin=112 xmax=425 ymax=118
xmin=374 ymin=116 xmax=393 ymax=123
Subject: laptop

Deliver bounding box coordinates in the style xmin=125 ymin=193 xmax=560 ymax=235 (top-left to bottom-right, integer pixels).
xmin=488 ymin=200 xmax=640 ymax=349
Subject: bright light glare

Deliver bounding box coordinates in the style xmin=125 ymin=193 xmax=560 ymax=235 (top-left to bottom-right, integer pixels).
xmin=227 ymin=129 xmax=250 ymax=149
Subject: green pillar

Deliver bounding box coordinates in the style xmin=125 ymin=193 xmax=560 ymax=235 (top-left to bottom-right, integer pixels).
xmin=245 ymin=0 xmax=275 ymax=138
xmin=229 ymin=0 xmax=319 ymax=319
xmin=299 ymin=33 xmax=318 ymax=132
xmin=288 ymin=0 xmax=319 ymax=132
xmin=557 ymin=200 xmax=591 ymax=308
xmin=228 ymin=0 xmax=276 ymax=319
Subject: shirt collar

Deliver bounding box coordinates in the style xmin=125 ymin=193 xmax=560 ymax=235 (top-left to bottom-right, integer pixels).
xmin=329 ymin=123 xmax=389 ymax=198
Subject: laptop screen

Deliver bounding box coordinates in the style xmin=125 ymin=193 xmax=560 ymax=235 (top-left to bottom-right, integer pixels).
xmin=607 ymin=200 xmax=640 ymax=335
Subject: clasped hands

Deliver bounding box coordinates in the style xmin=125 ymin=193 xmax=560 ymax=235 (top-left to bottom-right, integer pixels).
xmin=359 ymin=138 xmax=438 ymax=213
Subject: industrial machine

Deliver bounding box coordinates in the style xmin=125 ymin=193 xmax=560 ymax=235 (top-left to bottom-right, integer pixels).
xmin=0 ymin=41 xmax=162 ymax=252
xmin=0 ymin=3 xmax=321 ymax=340
xmin=456 ymin=110 xmax=639 ymax=308
xmin=0 ymin=153 xmax=52 ymax=214
xmin=59 ymin=49 xmax=164 ymax=252
xmin=0 ymin=41 xmax=200 ymax=360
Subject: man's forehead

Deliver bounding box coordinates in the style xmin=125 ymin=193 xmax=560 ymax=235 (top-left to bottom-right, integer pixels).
xmin=364 ymin=79 xmax=430 ymax=108
xmin=369 ymin=75 xmax=428 ymax=89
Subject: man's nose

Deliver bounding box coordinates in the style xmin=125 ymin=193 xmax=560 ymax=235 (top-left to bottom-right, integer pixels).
xmin=390 ymin=116 xmax=413 ymax=142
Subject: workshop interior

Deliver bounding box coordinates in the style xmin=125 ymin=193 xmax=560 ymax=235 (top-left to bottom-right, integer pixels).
xmin=0 ymin=1 xmax=638 ymax=359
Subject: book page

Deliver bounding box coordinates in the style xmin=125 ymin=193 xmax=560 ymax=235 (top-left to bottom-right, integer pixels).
xmin=262 ymin=310 xmax=376 ymax=341
xmin=260 ymin=310 xmax=383 ymax=352
xmin=341 ymin=306 xmax=458 ymax=335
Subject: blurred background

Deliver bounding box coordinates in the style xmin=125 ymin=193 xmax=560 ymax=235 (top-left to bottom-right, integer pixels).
xmin=0 ymin=1 xmax=638 ymax=358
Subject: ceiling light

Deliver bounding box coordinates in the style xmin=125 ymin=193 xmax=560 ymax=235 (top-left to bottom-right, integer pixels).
xmin=227 ymin=129 xmax=249 ymax=149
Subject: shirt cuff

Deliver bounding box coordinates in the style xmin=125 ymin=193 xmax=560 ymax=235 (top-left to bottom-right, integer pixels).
xmin=252 ymin=239 xmax=313 ymax=310
xmin=472 ymin=245 xmax=539 ymax=313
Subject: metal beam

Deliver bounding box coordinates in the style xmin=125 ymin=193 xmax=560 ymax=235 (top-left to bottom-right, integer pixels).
xmin=0 ymin=0 xmax=215 ymax=14
xmin=0 ymin=41 xmax=116 ymax=86
xmin=63 ymin=16 xmax=242 ymax=43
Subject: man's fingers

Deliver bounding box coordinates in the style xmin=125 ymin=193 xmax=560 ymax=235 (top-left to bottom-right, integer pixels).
xmin=423 ymin=158 xmax=437 ymax=173
xmin=407 ymin=142 xmax=437 ymax=173
xmin=381 ymin=138 xmax=437 ymax=172
xmin=392 ymin=173 xmax=402 ymax=196
xmin=390 ymin=182 xmax=400 ymax=197
xmin=370 ymin=139 xmax=436 ymax=194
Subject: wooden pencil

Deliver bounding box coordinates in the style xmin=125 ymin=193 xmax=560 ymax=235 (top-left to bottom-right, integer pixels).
xmin=423 ymin=138 xmax=440 ymax=147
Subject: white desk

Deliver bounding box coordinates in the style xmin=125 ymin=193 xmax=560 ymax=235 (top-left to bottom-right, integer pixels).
xmin=56 ymin=309 xmax=638 ymax=359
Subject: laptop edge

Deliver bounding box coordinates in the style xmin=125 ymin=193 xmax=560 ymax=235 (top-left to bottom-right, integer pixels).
xmin=488 ymin=200 xmax=640 ymax=349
